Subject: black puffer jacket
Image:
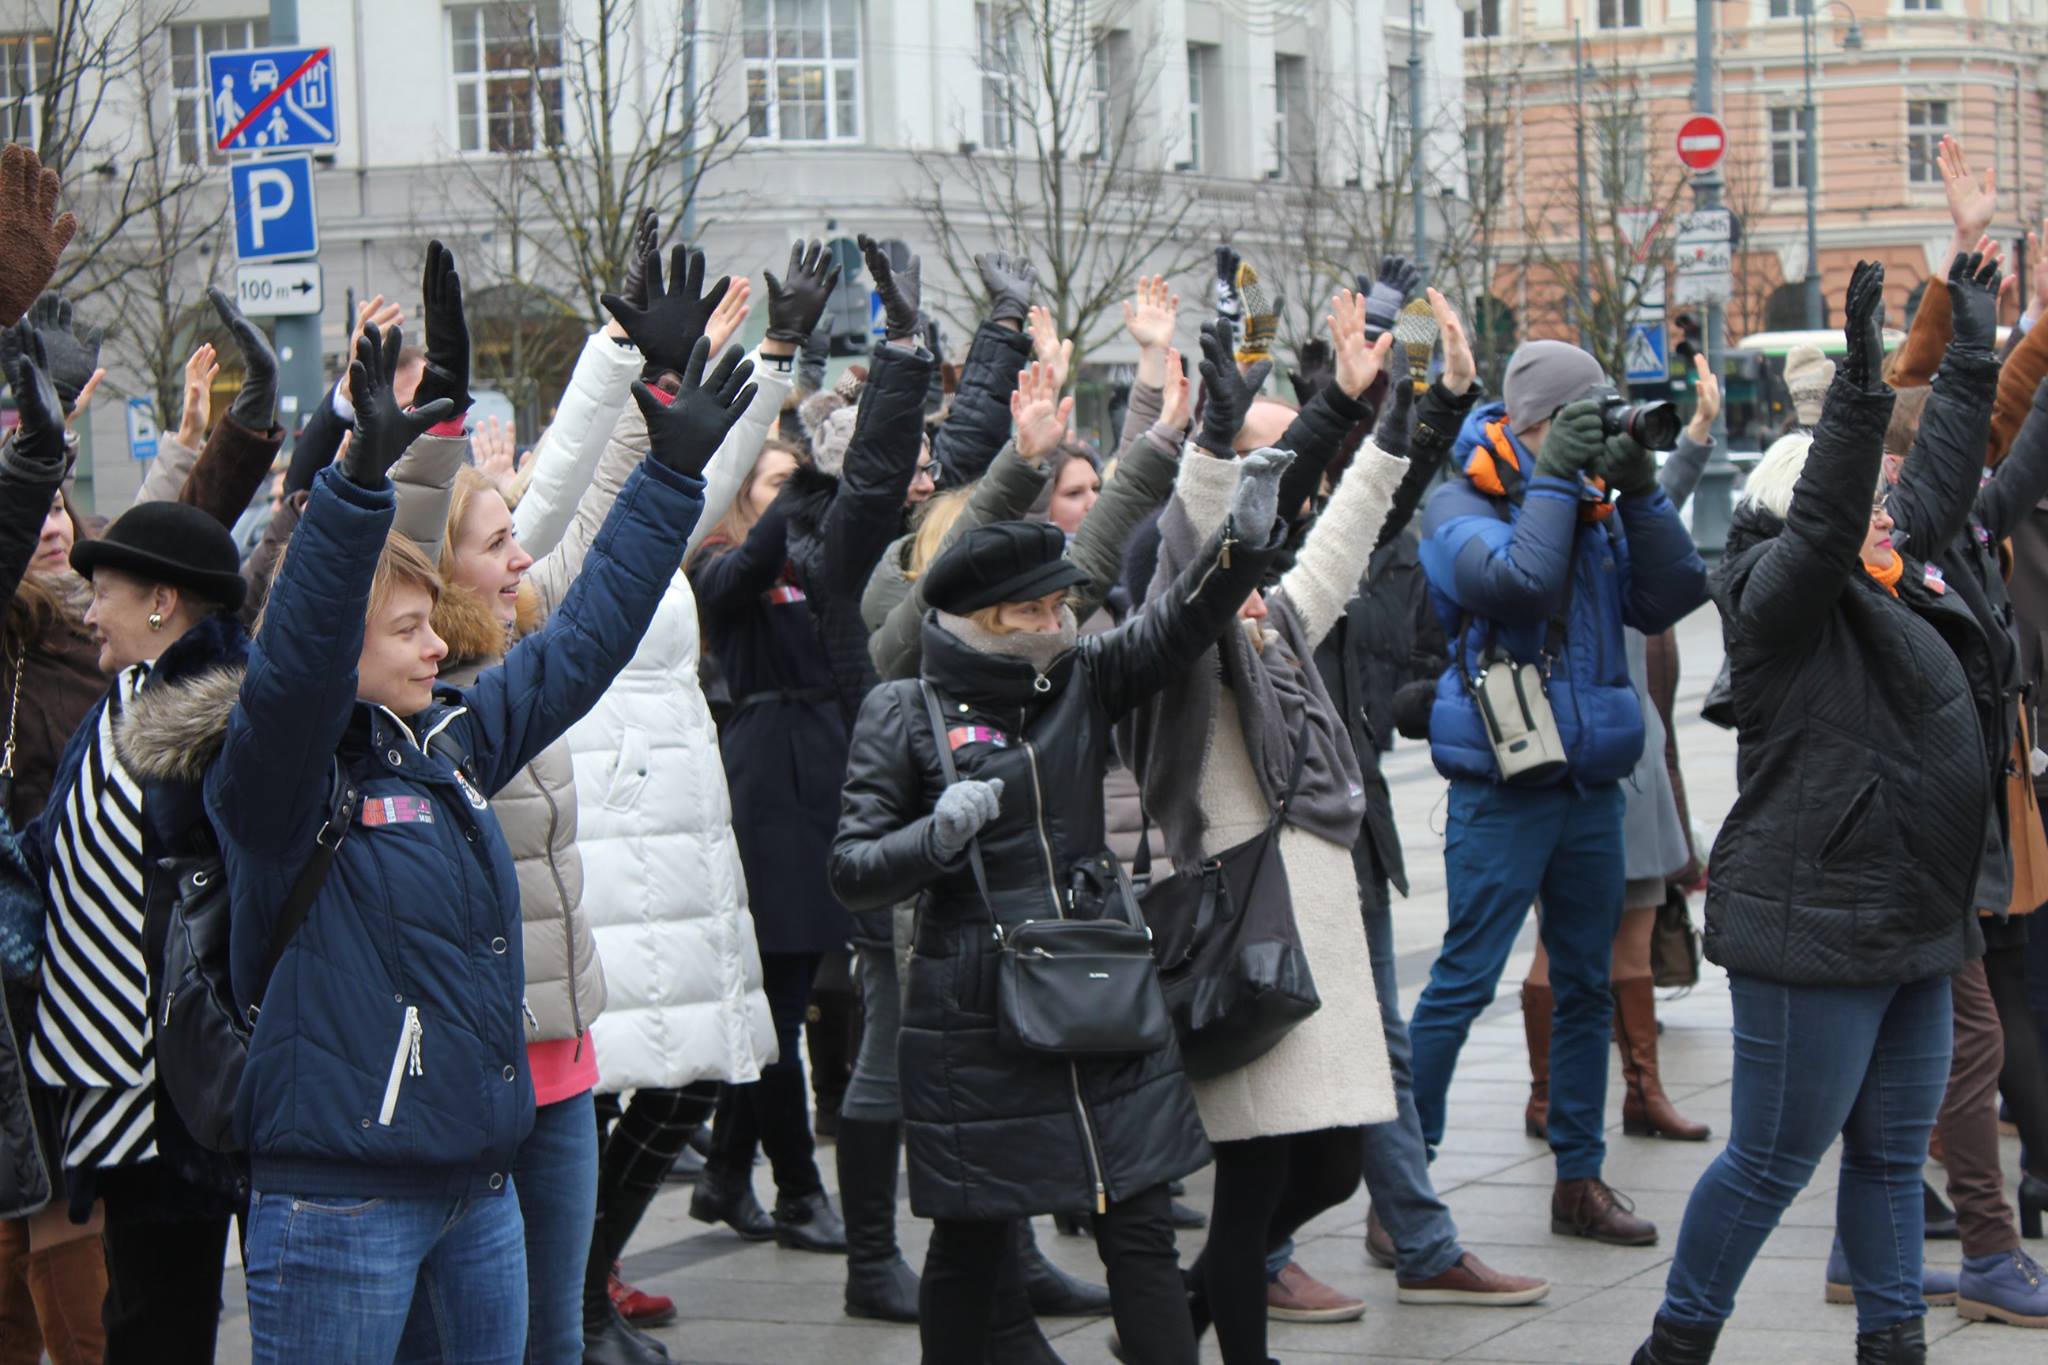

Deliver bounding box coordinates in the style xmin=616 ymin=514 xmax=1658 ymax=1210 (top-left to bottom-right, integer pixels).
xmin=931 ymin=320 xmax=1032 ymax=488
xmin=1705 ymin=375 xmax=1994 ymax=986
xmin=830 ymin=520 xmax=1278 ymax=1221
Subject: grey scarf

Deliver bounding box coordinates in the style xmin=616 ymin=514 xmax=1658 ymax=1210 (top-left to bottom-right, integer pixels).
xmin=1121 ymin=498 xmax=1364 ymax=871
xmin=935 ymin=608 xmax=1078 ymax=677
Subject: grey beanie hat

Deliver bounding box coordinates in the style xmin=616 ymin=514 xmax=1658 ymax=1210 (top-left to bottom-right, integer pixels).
xmin=1502 ymin=339 xmax=1609 ymax=435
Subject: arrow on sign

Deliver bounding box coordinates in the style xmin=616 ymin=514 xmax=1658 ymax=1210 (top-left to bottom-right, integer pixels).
xmin=218 ymin=48 xmax=331 ymax=150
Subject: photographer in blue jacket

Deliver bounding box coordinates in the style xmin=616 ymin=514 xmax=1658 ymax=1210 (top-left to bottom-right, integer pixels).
xmin=205 ymin=324 xmax=754 ymax=1363
xmin=1407 ymin=340 xmax=1709 ymax=1249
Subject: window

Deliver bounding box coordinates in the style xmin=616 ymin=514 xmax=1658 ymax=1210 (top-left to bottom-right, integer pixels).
xmin=1088 ymin=30 xmax=1130 ymax=157
xmin=1273 ymin=55 xmax=1309 ymax=178
xmin=1903 ymin=0 xmax=1943 ymax=9
xmin=1907 ymin=98 xmax=1950 ymax=184
xmin=1597 ymin=111 xmax=1646 ymax=200
xmin=1184 ymin=43 xmax=1214 ymax=170
xmin=1387 ymin=63 xmax=1412 ymax=163
xmin=1770 ymin=105 xmax=1811 ymax=190
xmin=1598 ymin=0 xmax=1644 ymax=28
xmin=449 ymin=3 xmax=563 ymax=154
xmin=1768 ymin=0 xmax=1795 ymax=16
xmin=1468 ymin=120 xmax=1505 ymax=205
xmin=170 ymin=19 xmax=269 ymax=167
xmin=1465 ymin=0 xmax=1503 ymax=37
xmin=976 ymin=3 xmax=1019 ymax=150
xmin=0 ymin=34 xmax=51 ymax=148
xmin=742 ymin=0 xmax=862 ymax=143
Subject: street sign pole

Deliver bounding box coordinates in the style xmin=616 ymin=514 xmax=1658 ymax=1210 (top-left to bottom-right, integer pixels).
xmin=1691 ymin=0 xmax=1733 ymax=558
xmin=268 ymin=0 xmax=321 ymax=449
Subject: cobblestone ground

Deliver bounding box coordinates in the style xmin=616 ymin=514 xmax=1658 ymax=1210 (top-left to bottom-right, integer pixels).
xmin=212 ymin=606 xmax=2045 ymax=1363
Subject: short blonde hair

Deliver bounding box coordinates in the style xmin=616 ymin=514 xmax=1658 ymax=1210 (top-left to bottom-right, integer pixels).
xmin=1741 ymin=433 xmax=1813 ymax=520
xmin=370 ymin=529 xmax=443 ymax=619
xmin=905 ymin=487 xmax=973 ymax=582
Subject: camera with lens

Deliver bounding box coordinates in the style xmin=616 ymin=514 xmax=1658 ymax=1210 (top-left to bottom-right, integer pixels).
xmin=1588 ymin=385 xmax=1681 ymax=450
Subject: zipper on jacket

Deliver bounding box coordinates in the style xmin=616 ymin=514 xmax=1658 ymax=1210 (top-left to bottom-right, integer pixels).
xmin=532 ymin=764 xmax=585 ymax=1056
xmin=378 ymin=1006 xmax=424 ymax=1126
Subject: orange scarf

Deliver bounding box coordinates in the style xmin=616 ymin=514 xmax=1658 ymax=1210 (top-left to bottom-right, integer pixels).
xmin=1864 ymin=554 xmax=1904 ymax=597
xmin=1463 ymin=419 xmax=1613 ymax=521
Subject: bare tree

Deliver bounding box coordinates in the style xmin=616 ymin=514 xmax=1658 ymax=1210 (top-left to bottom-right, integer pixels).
xmin=911 ymin=0 xmax=1207 ymax=367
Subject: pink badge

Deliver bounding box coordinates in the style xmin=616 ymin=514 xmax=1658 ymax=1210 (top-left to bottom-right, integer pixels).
xmin=361 ymin=795 xmax=435 ymax=827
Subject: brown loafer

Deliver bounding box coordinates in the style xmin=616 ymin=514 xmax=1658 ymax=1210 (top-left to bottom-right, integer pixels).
xmin=1552 ymin=1177 xmax=1658 ymax=1246
xmin=1267 ymin=1262 xmax=1366 ymax=1323
xmin=1397 ymin=1252 xmax=1550 ymax=1306
xmin=1365 ymin=1204 xmax=1397 ymax=1270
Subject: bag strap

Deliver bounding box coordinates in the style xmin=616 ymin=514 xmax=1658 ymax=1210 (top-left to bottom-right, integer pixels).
xmin=917 ymin=682 xmax=1002 ymax=937
xmin=250 ymin=758 xmax=357 ymax=1023
xmin=1242 ymin=713 xmax=1313 ymax=895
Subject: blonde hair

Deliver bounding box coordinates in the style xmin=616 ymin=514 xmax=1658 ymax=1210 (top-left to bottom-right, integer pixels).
xmin=905 ymin=487 xmax=973 ymax=582
xmin=439 ymin=466 xmax=501 ymax=579
xmin=1741 ymin=433 xmax=1813 ymax=520
xmin=369 ymin=529 xmax=442 ymax=619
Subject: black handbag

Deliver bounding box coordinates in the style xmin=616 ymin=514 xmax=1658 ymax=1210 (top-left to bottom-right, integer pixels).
xmin=917 ymin=682 xmax=1171 ymax=1060
xmin=1136 ymin=715 xmax=1321 ymax=1081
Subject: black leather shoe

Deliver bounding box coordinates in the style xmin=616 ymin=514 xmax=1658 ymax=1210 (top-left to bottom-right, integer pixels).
xmin=774 ymin=1190 xmax=848 ymax=1253
xmin=1019 ymin=1223 xmax=1111 ymax=1317
xmin=688 ymin=1169 xmax=775 ymax=1240
xmin=1167 ymin=1197 xmax=1207 ymax=1230
xmin=1630 ymin=1312 xmax=1720 ymax=1364
xmin=583 ymin=1299 xmax=670 ymax=1364
xmin=1854 ymin=1317 xmax=1925 ymax=1365
xmin=1052 ymin=1210 xmax=1092 ymax=1237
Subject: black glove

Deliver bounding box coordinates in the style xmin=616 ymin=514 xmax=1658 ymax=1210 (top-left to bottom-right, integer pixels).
xmin=207 ymin=286 xmax=278 ymax=431
xmin=411 ymin=240 xmax=472 ymax=418
xmin=763 ymin=239 xmax=841 ymax=346
xmin=1536 ymin=399 xmax=1606 ymax=481
xmin=341 ymin=324 xmax=454 ymax=489
xmin=23 ymin=293 xmax=99 ymax=412
xmin=1414 ymin=377 xmax=1481 ymax=450
xmin=0 ymin=321 xmax=68 ymax=473
xmin=1374 ymin=368 xmax=1415 ymax=460
xmin=1289 ymin=338 xmax=1334 ymax=406
xmin=601 ymin=245 xmax=731 ymax=380
xmin=858 ymin=234 xmax=920 ymax=338
xmin=630 ymin=336 xmax=758 ymax=480
xmin=1195 ymin=319 xmax=1270 ymax=457
xmin=1359 ymin=256 xmax=1423 ymax=340
xmin=1945 ymin=249 xmax=2002 ymax=357
xmin=1213 ymin=243 xmax=1243 ymax=320
xmin=975 ymin=251 xmax=1036 ymax=327
xmin=619 ymin=208 xmax=660 ymax=311
xmin=1840 ymin=261 xmax=1887 ymax=393
xmin=1600 ymin=431 xmax=1657 ymax=497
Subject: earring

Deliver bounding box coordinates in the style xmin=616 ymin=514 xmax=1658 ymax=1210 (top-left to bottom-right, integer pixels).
xmin=147 ymin=611 xmax=163 ymax=631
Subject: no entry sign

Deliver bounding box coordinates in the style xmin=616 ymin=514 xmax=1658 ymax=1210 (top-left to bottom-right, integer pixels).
xmin=1676 ymin=115 xmax=1727 ymax=173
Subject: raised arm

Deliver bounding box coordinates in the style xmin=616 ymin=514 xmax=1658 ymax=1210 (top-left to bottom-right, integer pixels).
xmin=1978 ymin=378 xmax=2048 ymax=541
xmin=1884 ymin=251 xmax=2002 ymax=556
xmin=687 ymin=501 xmax=789 ymax=620
xmin=1274 ymin=290 xmax=1388 ymax=521
xmin=512 ymin=326 xmax=642 ymax=558
xmin=930 ymin=321 xmax=1033 ymax=487
xmin=1068 ymin=356 xmax=1184 ymax=623
xmin=0 ymin=332 xmax=71 ymax=603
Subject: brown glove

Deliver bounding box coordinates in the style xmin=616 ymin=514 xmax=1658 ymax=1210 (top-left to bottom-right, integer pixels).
xmin=0 ymin=145 xmax=76 ymax=328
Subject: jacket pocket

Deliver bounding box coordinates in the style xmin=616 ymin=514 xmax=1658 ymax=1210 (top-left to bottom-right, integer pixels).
xmin=600 ymin=725 xmax=652 ymax=813
xmin=1817 ymin=776 xmax=1882 ymax=866
xmin=376 ymin=1005 xmax=424 ymax=1127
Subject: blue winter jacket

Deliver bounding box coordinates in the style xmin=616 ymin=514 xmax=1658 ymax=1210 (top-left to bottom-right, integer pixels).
xmin=207 ymin=459 xmax=704 ymax=1200
xmin=1418 ymin=401 xmax=1708 ymax=785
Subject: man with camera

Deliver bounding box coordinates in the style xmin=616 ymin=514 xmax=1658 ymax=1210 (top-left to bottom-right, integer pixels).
xmin=1407 ymin=339 xmax=1709 ymax=1246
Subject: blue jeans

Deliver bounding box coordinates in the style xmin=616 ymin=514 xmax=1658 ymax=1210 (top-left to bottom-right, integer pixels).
xmin=1661 ymin=972 xmax=1952 ymax=1333
xmin=515 ymin=1090 xmax=597 ymax=1363
xmin=1410 ymin=779 xmax=1625 ymax=1181
xmin=244 ymin=1184 xmax=529 ymax=1364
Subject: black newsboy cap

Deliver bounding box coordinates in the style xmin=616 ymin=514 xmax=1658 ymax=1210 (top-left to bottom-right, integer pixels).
xmin=923 ymin=520 xmax=1089 ymax=616
xmin=70 ymin=499 xmax=248 ymax=613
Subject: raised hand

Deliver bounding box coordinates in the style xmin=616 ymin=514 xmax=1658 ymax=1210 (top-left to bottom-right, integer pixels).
xmin=1685 ymin=352 xmax=1722 ymax=444
xmin=1122 ymin=274 xmax=1179 ymax=353
xmin=764 ymin=239 xmax=841 ymax=348
xmin=1009 ymin=358 xmax=1073 ymax=465
xmin=472 ymin=414 xmax=518 ymax=492
xmin=601 ymin=245 xmax=732 ymax=379
xmin=0 ymin=321 xmax=67 ymax=470
xmin=1213 ymin=243 xmax=1243 ymax=320
xmin=1428 ymin=288 xmax=1476 ymax=396
xmin=630 ymin=336 xmax=758 ymax=479
xmin=705 ymin=276 xmax=751 ymax=355
xmin=1226 ymin=447 xmax=1296 ymax=539
xmin=24 ymin=293 xmax=100 ymax=411
xmin=0 ymin=145 xmax=77 ymax=328
xmin=975 ymin=251 xmax=1037 ymax=327
xmin=207 ymin=286 xmax=279 ymax=430
xmin=1937 ymin=135 xmax=1996 ymax=245
xmin=1375 ymin=366 xmax=1415 ymax=460
xmin=1945 ymin=247 xmax=2003 ymax=354
xmin=1026 ymin=304 xmax=1072 ymax=392
xmin=341 ymin=324 xmax=454 ymax=488
xmin=340 ymin=295 xmax=405 ymax=406
xmin=1195 ymin=319 xmax=1270 ymax=457
xmin=177 ymin=343 xmax=218 ymax=446
xmin=1536 ymin=400 xmax=1607 ymax=481
xmin=858 ymin=233 xmax=921 ymax=339
xmin=1358 ymin=255 xmax=1423 ymax=340
xmin=412 ymin=240 xmax=472 ymax=419
xmin=1327 ymin=289 xmax=1395 ymax=399
xmin=1840 ymin=261 xmax=1887 ymax=392
xmin=619 ymin=208 xmax=661 ymax=309
xmin=1159 ymin=346 xmax=1191 ymax=432
xmin=931 ymin=778 xmax=1002 ymax=861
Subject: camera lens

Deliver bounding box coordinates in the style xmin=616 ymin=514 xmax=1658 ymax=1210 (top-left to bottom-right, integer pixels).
xmin=1600 ymin=399 xmax=1681 ymax=450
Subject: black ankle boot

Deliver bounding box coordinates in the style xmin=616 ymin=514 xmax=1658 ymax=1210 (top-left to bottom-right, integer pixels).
xmin=1017 ymin=1221 xmax=1111 ymax=1317
xmin=1630 ymin=1313 xmax=1719 ymax=1364
xmin=583 ymin=1293 xmax=670 ymax=1364
xmin=1855 ymin=1318 xmax=1925 ymax=1365
xmin=688 ymin=1167 xmax=775 ymax=1240
xmin=837 ymin=1117 xmax=919 ymax=1321
xmin=773 ymin=1190 xmax=848 ymax=1252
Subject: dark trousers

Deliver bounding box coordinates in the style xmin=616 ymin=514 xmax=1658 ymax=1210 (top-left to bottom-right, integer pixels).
xmin=587 ymin=1083 xmax=719 ymax=1307
xmin=1985 ymin=925 xmax=2048 ymax=1181
xmin=707 ymin=951 xmax=824 ymax=1198
xmin=921 ymin=1184 xmax=1195 ymax=1365
xmin=102 ymin=1207 xmax=229 ymax=1365
xmin=1196 ymin=1130 xmax=1363 ymax=1365
xmin=1935 ymin=957 xmax=2017 ymax=1256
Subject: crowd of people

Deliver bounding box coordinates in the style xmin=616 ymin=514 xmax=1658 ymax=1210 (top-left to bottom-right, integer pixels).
xmin=0 ymin=127 xmax=2038 ymax=1365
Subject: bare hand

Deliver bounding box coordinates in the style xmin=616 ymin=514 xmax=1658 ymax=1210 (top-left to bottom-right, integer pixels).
xmin=1009 ymin=358 xmax=1073 ymax=465
xmin=472 ymin=414 xmax=518 ymax=491
xmin=342 ymin=295 xmax=405 ymax=404
xmin=1938 ymin=135 xmax=1997 ymax=244
xmin=1427 ymin=288 xmax=1475 ymax=395
xmin=1327 ymin=289 xmax=1393 ymax=399
xmin=704 ymin=276 xmax=751 ymax=355
xmin=1027 ymin=304 xmax=1072 ymax=392
xmin=1121 ymin=275 xmax=1179 ymax=352
xmin=178 ymin=342 xmax=218 ymax=446
xmin=1685 ymin=352 xmax=1722 ymax=442
xmin=1158 ymin=346 xmax=1190 ymax=432
xmin=67 ymin=368 xmax=104 ymax=428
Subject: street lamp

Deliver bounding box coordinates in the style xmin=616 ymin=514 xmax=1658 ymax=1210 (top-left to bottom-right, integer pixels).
xmin=1573 ymin=23 xmax=1597 ymax=344
xmin=1802 ymin=0 xmax=1865 ymax=328
xmin=1409 ymin=0 xmax=1427 ymax=269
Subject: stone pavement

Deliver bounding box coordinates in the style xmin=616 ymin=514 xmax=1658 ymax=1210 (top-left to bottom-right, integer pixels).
xmin=210 ymin=605 xmax=2046 ymax=1362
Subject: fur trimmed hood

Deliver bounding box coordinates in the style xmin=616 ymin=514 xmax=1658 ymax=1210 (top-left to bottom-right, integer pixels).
xmin=114 ymin=663 xmax=243 ymax=784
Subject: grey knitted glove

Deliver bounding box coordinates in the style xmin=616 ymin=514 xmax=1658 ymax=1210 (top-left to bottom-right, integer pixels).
xmin=1358 ymin=255 xmax=1423 ymax=341
xmin=1227 ymin=447 xmax=1296 ymax=541
xmin=932 ymin=778 xmax=1003 ymax=862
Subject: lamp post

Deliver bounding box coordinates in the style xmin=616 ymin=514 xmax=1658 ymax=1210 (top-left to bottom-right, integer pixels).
xmin=1801 ymin=0 xmax=1865 ymax=328
xmin=1409 ymin=0 xmax=1427 ymax=268
xmin=1574 ymin=22 xmax=1591 ymax=344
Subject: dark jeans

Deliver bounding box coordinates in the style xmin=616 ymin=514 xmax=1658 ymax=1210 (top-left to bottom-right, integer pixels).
xmin=1411 ymin=779 xmax=1625 ymax=1180
xmin=920 ymin=1184 xmax=1195 ymax=1365
xmin=1196 ymin=1130 xmax=1363 ymax=1364
xmin=842 ymin=935 xmax=903 ymax=1123
xmin=102 ymin=1202 xmax=229 ymax=1365
xmin=1984 ymin=925 xmax=2048 ymax=1180
xmin=514 ymin=1089 xmax=597 ymax=1361
xmin=1660 ymin=972 xmax=1951 ymax=1334
xmin=706 ymin=950 xmax=824 ymax=1198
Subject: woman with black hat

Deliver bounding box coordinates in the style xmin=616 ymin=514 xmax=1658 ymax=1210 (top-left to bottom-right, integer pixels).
xmin=830 ymin=450 xmax=1292 ymax=1365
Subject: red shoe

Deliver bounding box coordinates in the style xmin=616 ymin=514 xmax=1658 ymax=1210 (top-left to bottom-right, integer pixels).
xmin=610 ymin=1263 xmax=678 ymax=1327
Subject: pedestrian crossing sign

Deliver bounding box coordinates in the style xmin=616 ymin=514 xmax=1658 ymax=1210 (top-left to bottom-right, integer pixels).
xmin=1624 ymin=322 xmax=1667 ymax=385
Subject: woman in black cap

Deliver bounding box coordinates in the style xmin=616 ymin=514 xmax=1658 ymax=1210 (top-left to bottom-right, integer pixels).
xmin=830 ymin=450 xmax=1291 ymax=1365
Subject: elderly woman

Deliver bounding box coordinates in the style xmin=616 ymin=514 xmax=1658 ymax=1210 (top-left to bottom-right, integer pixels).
xmin=1633 ymin=264 xmax=1996 ymax=1365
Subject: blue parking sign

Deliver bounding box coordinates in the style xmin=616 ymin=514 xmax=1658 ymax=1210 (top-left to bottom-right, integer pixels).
xmin=206 ymin=45 xmax=338 ymax=154
xmin=231 ymin=155 xmax=318 ymax=263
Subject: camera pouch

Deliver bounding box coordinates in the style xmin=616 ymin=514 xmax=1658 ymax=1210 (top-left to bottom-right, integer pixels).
xmin=1472 ymin=655 xmax=1568 ymax=783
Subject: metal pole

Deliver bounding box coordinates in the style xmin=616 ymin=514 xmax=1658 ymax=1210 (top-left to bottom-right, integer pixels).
xmin=1691 ymin=0 xmax=1733 ymax=555
xmin=1409 ymin=0 xmax=1427 ymax=267
xmin=1574 ymin=23 xmax=1590 ymax=345
xmin=267 ymin=0 xmax=324 ymax=447
xmin=1802 ymin=1 xmax=1822 ymax=328
xmin=680 ymin=0 xmax=698 ymax=244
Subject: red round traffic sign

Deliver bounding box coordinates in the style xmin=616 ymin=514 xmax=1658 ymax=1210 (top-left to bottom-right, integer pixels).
xmin=1676 ymin=115 xmax=1727 ymax=172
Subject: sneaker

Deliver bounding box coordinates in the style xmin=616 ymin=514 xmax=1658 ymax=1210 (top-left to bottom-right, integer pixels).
xmin=1822 ymin=1242 xmax=1958 ymax=1306
xmin=610 ymin=1266 xmax=678 ymax=1327
xmin=1396 ymin=1252 xmax=1550 ymax=1307
xmin=1958 ymin=1249 xmax=2048 ymax=1328
xmin=1267 ymin=1262 xmax=1366 ymax=1323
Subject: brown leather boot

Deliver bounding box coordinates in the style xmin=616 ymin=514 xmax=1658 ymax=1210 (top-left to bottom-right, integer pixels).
xmin=0 ymin=1220 xmax=42 ymax=1365
xmin=1520 ymin=981 xmax=1551 ymax=1140
xmin=1613 ymin=977 xmax=1711 ymax=1141
xmin=22 ymin=1238 xmax=107 ymax=1365
xmin=1552 ymin=1177 xmax=1658 ymax=1246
